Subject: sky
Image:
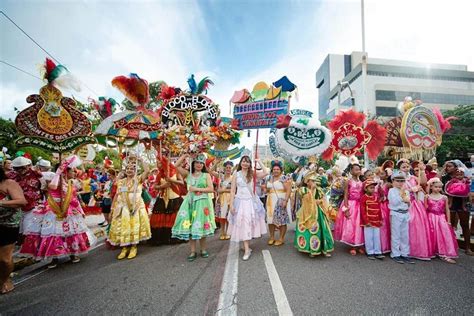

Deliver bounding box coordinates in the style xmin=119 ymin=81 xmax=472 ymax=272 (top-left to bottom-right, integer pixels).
xmin=1 ymin=0 xmax=474 ymax=150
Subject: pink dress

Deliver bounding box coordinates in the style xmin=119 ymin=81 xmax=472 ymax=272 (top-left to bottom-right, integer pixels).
xmin=379 ymin=183 xmax=391 ymax=253
xmin=334 ymin=179 xmax=364 ymax=247
xmin=20 ymin=180 xmax=90 ymax=260
xmin=405 ymin=175 xmax=433 ymax=260
xmin=227 ymin=171 xmax=267 ymax=241
xmin=426 ymin=196 xmax=458 ymax=258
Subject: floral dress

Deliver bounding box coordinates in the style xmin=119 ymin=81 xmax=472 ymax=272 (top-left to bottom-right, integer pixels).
xmin=172 ymin=173 xmax=216 ymax=240
xmin=266 ymin=176 xmax=292 ymax=226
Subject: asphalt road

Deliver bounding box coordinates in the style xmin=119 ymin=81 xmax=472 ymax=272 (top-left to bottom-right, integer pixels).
xmin=1 ymin=225 xmax=473 ymax=315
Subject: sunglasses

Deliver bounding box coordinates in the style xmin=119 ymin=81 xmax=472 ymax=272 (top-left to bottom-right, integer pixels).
xmin=394 ymin=179 xmax=406 ymax=182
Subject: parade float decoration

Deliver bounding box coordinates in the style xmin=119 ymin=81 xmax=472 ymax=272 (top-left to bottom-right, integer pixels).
xmin=383 ymin=96 xmax=456 ymax=160
xmin=15 ymin=58 xmax=95 ymax=153
xmin=321 ymin=108 xmax=387 ymax=161
xmin=269 ymin=109 xmax=331 ymax=162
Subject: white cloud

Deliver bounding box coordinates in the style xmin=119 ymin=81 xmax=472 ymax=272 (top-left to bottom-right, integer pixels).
xmin=0 ymin=83 xmax=36 ymax=119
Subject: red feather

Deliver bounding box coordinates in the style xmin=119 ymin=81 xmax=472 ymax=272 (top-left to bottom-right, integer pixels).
xmin=321 ymin=147 xmax=335 ymax=161
xmin=327 ymin=109 xmax=366 ymax=130
xmin=45 ymin=58 xmax=56 ymax=75
xmin=112 ymin=74 xmax=150 ymax=106
xmin=159 ymin=85 xmax=177 ymax=100
xmin=432 ymin=107 xmax=457 ymax=132
xmin=276 ymin=114 xmax=291 ymax=128
xmin=365 ymin=120 xmax=387 ymax=160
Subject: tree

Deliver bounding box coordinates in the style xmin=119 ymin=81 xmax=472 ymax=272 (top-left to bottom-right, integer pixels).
xmin=436 ymin=105 xmax=474 ymax=164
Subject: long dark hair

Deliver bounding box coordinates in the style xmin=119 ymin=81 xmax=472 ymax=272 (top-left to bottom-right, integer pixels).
xmin=0 ymin=167 xmax=6 ymax=182
xmin=237 ymin=155 xmax=253 ymax=183
xmin=191 ymin=161 xmax=207 ymax=174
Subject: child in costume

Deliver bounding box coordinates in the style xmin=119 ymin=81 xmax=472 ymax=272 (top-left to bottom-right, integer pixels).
xmin=172 ymin=154 xmax=216 ymax=261
xmin=108 ymin=156 xmax=151 ymax=260
xmin=388 ymin=170 xmax=413 ymax=264
xmin=378 ymin=167 xmax=392 ymax=253
xmin=228 ymin=156 xmax=267 ymax=261
xmin=360 ymin=179 xmax=384 ymax=260
xmin=446 ymin=167 xmax=472 ymax=255
xmin=334 ymin=163 xmax=364 ymax=255
xmin=20 ymin=156 xmax=90 ymax=268
xmin=398 ymin=159 xmax=433 ymax=260
xmin=294 ymin=171 xmax=334 ymax=257
xmin=425 ymin=178 xmax=457 ymax=263
xmin=215 ymin=161 xmax=234 ymax=240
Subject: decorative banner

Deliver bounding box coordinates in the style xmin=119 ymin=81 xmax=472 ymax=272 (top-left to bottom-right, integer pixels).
xmin=331 ymin=123 xmax=371 ymax=157
xmin=384 ymin=117 xmax=403 ymax=147
xmin=274 ymin=115 xmax=331 ymax=157
xmin=75 ymin=144 xmax=96 ymax=162
xmin=16 ymin=135 xmax=96 ymax=152
xmin=401 ymin=105 xmax=442 ymax=150
xmin=232 ymin=99 xmax=289 ymax=130
xmin=161 ymin=93 xmax=218 ymax=127
xmin=208 ymin=146 xmax=245 ymax=159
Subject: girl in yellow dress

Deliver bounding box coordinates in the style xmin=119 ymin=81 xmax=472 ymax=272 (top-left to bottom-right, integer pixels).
xmin=108 ymin=156 xmax=151 ymax=260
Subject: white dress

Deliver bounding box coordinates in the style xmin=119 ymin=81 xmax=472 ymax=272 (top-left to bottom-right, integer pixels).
xmin=227 ymin=171 xmax=267 ymax=241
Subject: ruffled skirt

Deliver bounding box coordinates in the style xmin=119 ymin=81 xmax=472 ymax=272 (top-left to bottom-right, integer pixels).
xmin=428 ymin=213 xmax=458 ymax=258
xmin=228 ymin=197 xmax=267 ymax=242
xmin=380 ymin=201 xmax=391 ymax=253
xmin=408 ymin=200 xmax=434 ymax=260
xmin=334 ymin=200 xmax=364 ymax=247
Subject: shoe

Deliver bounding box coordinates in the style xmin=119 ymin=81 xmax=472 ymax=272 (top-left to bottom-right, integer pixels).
xmin=465 ymin=250 xmax=474 ymax=256
xmin=219 ymin=235 xmax=226 ymax=240
xmin=392 ymin=256 xmax=404 ymax=264
xmin=441 ymin=257 xmax=456 ymax=264
xmin=358 ymin=248 xmax=366 ymax=255
xmin=324 ymin=253 xmax=332 ymax=258
xmin=47 ymin=259 xmax=58 ymax=269
xmin=375 ymin=254 xmax=385 ymax=260
xmin=242 ymin=249 xmax=252 ymax=261
xmin=187 ymin=253 xmax=197 ymax=262
xmin=401 ymin=256 xmax=415 ymax=264
xmin=367 ymin=254 xmax=376 ymax=260
xmin=225 ymin=235 xmax=231 ymax=240
xmin=117 ymin=247 xmax=129 ymax=260
xmin=349 ymin=249 xmax=357 ymax=256
xmin=70 ymin=256 xmax=80 ymax=263
xmin=274 ymin=240 xmax=284 ymax=246
xmin=201 ymin=250 xmax=209 ymax=258
xmin=128 ymin=246 xmax=137 ymax=259
xmin=268 ymin=239 xmax=275 ymax=245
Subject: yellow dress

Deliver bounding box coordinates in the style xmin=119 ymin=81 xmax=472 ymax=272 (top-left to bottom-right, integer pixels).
xmin=108 ymin=177 xmax=151 ymax=246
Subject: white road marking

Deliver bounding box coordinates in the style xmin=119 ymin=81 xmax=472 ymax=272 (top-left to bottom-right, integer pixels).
xmin=216 ymin=241 xmax=239 ymax=316
xmin=262 ymin=250 xmax=293 ymax=316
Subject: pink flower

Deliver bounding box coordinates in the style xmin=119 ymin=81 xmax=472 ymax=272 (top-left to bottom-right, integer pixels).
xmin=203 ymin=222 xmax=210 ymax=230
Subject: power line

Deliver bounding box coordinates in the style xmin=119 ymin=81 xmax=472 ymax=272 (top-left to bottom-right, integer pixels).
xmin=1 ymin=10 xmax=99 ymax=97
xmin=0 ymin=60 xmax=43 ymax=81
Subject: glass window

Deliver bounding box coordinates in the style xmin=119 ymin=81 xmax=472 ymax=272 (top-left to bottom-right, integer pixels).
xmin=376 ymin=106 xmax=397 ymax=116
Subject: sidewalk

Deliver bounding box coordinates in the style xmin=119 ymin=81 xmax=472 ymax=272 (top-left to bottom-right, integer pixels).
xmin=12 ymin=215 xmax=108 ymax=283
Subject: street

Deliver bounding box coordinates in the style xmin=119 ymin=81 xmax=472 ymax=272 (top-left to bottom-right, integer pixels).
xmin=1 ymin=225 xmax=473 ymax=315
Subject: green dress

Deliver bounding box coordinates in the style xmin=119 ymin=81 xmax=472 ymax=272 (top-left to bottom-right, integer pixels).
xmin=294 ymin=186 xmax=334 ymax=256
xmin=172 ymin=173 xmax=216 ymax=240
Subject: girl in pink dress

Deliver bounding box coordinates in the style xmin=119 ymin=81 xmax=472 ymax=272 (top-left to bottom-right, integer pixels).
xmin=20 ymin=156 xmax=90 ymax=268
xmin=378 ymin=168 xmax=392 ymax=253
xmin=425 ymin=178 xmax=457 ymax=263
xmin=334 ymin=163 xmax=364 ymax=255
xmin=398 ymin=159 xmax=433 ymax=260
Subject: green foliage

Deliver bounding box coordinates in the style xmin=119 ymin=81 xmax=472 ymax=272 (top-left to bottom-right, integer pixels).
xmin=283 ymin=161 xmax=297 ymax=174
xmin=436 ymin=105 xmax=474 ymax=164
xmin=94 ymin=148 xmax=121 ymax=170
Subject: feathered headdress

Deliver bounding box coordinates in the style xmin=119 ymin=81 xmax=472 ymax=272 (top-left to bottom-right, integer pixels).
xmin=112 ymin=73 xmax=150 ymax=106
xmin=432 ymin=107 xmax=457 ymax=133
xmin=187 ymin=74 xmax=214 ymax=95
xmin=41 ymin=58 xmax=81 ymax=92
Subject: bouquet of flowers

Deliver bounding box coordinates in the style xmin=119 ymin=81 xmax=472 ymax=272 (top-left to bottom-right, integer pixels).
xmin=210 ymin=119 xmax=240 ymax=150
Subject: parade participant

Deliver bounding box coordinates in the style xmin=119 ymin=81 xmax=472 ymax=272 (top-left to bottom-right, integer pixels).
xmin=398 ymin=159 xmax=433 ymax=260
xmin=388 ymin=170 xmax=413 ymax=264
xmin=0 ymin=167 xmax=27 ymax=294
xmin=425 ymin=178 xmax=458 ymax=263
xmin=378 ymin=168 xmax=392 ymax=254
xmin=78 ymin=171 xmax=93 ymax=206
xmin=150 ymin=157 xmax=184 ymax=245
xmin=294 ymin=171 xmax=334 ymax=257
xmin=9 ymin=157 xmax=43 ymax=235
xmin=20 ymin=156 xmax=90 ymax=268
xmin=228 ymin=156 xmax=268 ymax=261
xmin=108 ymin=156 xmax=151 ymax=259
xmin=360 ymin=179 xmax=384 ymax=260
xmin=266 ymin=160 xmax=292 ymax=246
xmin=328 ymin=167 xmax=345 ymax=228
xmin=172 ymin=154 xmax=216 ymax=261
xmin=426 ymin=157 xmax=439 ymax=181
xmin=446 ymin=167 xmax=473 ymax=255
xmin=334 ymin=163 xmax=365 ymax=255
xmin=37 ymin=159 xmax=55 ymax=192
xmin=3 ymin=159 xmax=14 ymax=179
xmin=99 ymin=169 xmax=116 ymax=227
xmin=215 ymin=161 xmax=233 ymax=240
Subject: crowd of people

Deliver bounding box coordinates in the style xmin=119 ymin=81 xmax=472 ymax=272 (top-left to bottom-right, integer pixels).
xmin=0 ymin=151 xmax=473 ymax=294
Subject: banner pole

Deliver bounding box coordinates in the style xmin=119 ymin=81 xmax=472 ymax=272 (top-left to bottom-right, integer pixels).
xmin=253 ymin=128 xmax=259 ymax=194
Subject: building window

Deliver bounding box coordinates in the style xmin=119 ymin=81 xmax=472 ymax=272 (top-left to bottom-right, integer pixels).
xmin=376 ymin=106 xmax=397 ymax=117
xmin=375 ymin=90 xmax=474 ymax=105
xmin=368 ymin=70 xmax=474 ymax=82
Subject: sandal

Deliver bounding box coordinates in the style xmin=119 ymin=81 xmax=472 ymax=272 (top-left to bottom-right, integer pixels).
xmin=70 ymin=256 xmax=80 ymax=263
xmin=219 ymin=235 xmax=225 ymax=240
xmin=441 ymin=257 xmax=456 ymax=264
xmin=1 ymin=281 xmax=14 ymax=295
xmin=267 ymin=239 xmax=275 ymax=245
xmin=187 ymin=252 xmax=197 ymax=262
xmin=48 ymin=259 xmax=59 ymax=269
xmin=358 ymin=248 xmax=366 ymax=255
xmin=201 ymin=250 xmax=209 ymax=258
xmin=349 ymin=249 xmax=357 ymax=256
xmin=274 ymin=240 xmax=284 ymax=246
xmin=225 ymin=235 xmax=231 ymax=240
xmin=324 ymin=253 xmax=332 ymax=258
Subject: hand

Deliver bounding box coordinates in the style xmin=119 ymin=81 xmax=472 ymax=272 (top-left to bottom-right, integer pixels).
xmin=230 ymin=205 xmax=235 ymax=215
xmin=344 ymin=210 xmax=351 ymax=219
xmin=419 ymin=162 xmax=426 ymax=171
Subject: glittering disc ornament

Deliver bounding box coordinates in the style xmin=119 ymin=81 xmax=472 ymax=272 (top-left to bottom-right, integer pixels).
xmin=15 ymin=58 xmax=95 ymax=152
xmin=322 ymin=109 xmax=386 ymax=161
